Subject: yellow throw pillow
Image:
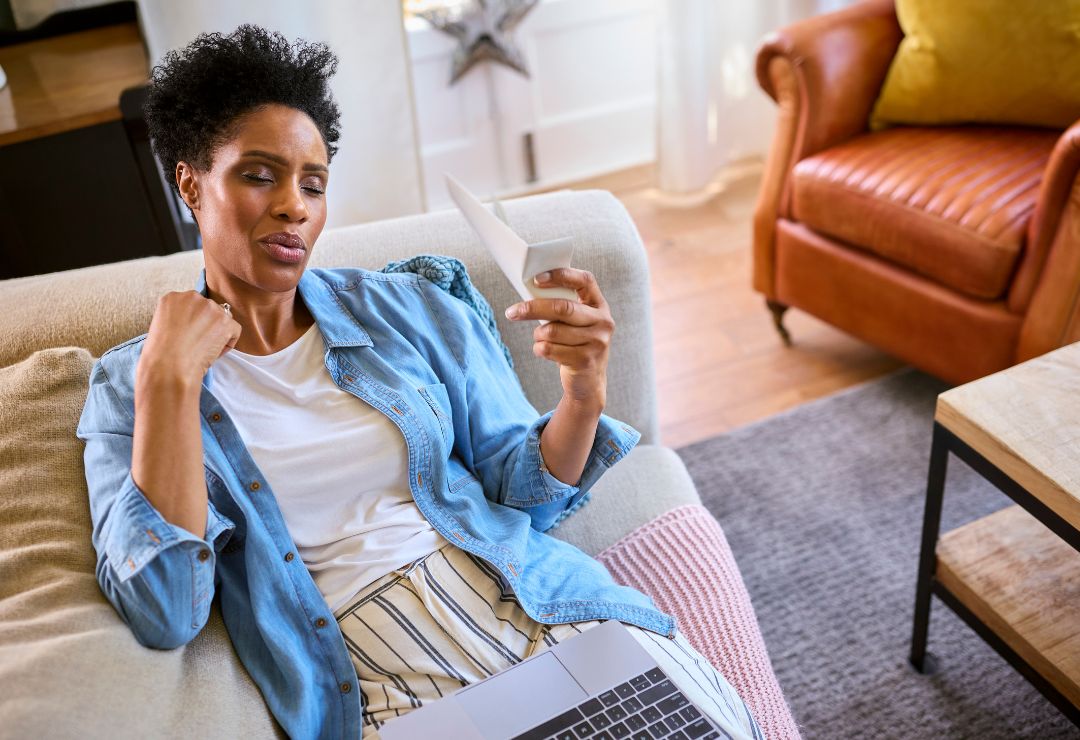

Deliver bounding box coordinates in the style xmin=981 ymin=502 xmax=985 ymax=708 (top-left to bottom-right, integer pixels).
xmin=870 ymin=0 xmax=1080 ymax=130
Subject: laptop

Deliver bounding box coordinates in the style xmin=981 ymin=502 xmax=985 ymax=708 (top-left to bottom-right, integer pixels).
xmin=378 ymin=619 xmax=729 ymax=740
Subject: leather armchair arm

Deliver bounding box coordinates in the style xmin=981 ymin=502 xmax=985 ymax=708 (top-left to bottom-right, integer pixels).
xmin=756 ymin=0 xmax=900 ymax=159
xmin=752 ymin=0 xmax=901 ymax=296
xmin=1015 ymin=119 xmax=1080 ymax=360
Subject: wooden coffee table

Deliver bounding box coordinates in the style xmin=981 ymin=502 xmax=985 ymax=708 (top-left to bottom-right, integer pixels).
xmin=909 ymin=342 xmax=1080 ymax=726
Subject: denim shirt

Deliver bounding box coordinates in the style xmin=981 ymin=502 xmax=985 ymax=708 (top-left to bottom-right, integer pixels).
xmin=76 ymin=265 xmax=675 ymax=740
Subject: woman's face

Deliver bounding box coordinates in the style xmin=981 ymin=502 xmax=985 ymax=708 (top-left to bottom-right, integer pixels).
xmin=178 ymin=103 xmax=330 ymax=297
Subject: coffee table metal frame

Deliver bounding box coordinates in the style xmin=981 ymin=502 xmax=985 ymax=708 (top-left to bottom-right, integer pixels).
xmin=910 ymin=421 xmax=1080 ymax=726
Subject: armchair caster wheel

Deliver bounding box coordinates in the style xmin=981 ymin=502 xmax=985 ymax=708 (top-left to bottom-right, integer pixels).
xmin=765 ymin=299 xmax=792 ymax=347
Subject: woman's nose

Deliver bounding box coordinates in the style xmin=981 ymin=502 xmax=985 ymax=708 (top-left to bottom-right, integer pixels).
xmin=272 ymin=182 xmax=308 ymax=222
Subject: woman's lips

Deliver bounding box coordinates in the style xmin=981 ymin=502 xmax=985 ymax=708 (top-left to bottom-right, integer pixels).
xmin=260 ymin=240 xmax=306 ymax=264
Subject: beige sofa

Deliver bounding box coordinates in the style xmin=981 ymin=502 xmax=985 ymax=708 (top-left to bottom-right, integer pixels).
xmin=0 ymin=189 xmax=796 ymax=738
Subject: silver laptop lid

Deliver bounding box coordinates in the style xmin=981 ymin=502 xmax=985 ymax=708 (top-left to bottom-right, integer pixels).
xmin=380 ymin=620 xmax=656 ymax=739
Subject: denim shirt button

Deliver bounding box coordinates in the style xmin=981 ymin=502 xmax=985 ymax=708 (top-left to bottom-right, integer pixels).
xmin=284 ymin=552 xmax=295 ymax=562
xmin=315 ymin=617 xmax=328 ymax=628
xmin=340 ymin=682 xmax=351 ymax=693
xmin=210 ymin=412 xmax=221 ymax=423
xmin=197 ymin=549 xmax=210 ymax=562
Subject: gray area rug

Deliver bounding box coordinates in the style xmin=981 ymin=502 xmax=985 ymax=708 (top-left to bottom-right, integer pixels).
xmin=676 ymin=369 xmax=1076 ymax=739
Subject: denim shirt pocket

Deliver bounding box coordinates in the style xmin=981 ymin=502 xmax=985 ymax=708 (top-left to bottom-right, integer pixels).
xmin=416 ymin=382 xmax=454 ymax=450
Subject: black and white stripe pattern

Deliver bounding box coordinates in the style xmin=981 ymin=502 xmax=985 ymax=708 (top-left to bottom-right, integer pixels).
xmin=335 ymin=543 xmax=761 ymax=739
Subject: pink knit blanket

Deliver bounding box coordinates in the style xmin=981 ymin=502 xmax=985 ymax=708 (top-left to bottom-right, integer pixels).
xmin=597 ymin=504 xmax=801 ymax=740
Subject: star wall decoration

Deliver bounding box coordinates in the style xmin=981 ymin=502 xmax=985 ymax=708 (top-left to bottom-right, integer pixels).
xmin=418 ymin=0 xmax=540 ymax=85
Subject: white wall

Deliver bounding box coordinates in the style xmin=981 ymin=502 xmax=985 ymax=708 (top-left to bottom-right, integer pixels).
xmin=136 ymin=0 xmax=426 ymax=228
xmin=406 ymin=0 xmax=657 ymax=212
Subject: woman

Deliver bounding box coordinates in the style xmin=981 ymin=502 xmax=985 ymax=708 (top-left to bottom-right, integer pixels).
xmin=77 ymin=25 xmax=762 ymax=740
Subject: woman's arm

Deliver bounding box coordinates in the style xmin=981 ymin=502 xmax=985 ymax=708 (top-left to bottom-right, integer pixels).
xmin=538 ymin=397 xmax=601 ymax=487
xmin=417 ymin=271 xmax=639 ymax=532
xmin=506 ymin=268 xmax=613 ymax=487
xmin=76 ymin=291 xmax=241 ymax=649
xmin=78 ymin=357 xmax=234 ymax=649
xmin=132 ymin=291 xmax=241 ymax=537
xmin=132 ymin=370 xmax=208 ymax=537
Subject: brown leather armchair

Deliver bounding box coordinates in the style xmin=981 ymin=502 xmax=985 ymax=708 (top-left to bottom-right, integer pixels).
xmin=752 ymin=0 xmax=1080 ymax=384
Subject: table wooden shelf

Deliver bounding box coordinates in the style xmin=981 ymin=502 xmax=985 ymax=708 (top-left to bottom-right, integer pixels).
xmin=936 ymin=505 xmax=1080 ymax=707
xmin=910 ymin=342 xmax=1080 ymax=727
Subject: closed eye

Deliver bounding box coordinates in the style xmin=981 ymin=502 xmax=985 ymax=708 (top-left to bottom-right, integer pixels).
xmin=245 ymin=170 xmax=324 ymax=196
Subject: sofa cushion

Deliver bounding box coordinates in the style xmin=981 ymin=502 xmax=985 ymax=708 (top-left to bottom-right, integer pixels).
xmin=0 ymin=348 xmax=281 ymax=738
xmin=791 ymin=126 xmax=1058 ymax=300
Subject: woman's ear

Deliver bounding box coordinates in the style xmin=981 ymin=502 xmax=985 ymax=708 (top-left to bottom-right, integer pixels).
xmin=176 ymin=161 xmax=200 ymax=211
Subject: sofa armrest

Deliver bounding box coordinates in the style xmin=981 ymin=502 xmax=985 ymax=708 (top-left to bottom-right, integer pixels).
xmin=549 ymin=445 xmax=701 ymax=556
xmin=752 ymin=0 xmax=901 ymax=297
xmin=1015 ymin=120 xmax=1080 ymax=360
xmin=755 ymin=0 xmax=900 ymax=160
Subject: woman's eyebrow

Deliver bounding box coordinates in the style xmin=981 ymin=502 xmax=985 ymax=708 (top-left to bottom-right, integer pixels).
xmin=240 ymin=149 xmax=328 ymax=173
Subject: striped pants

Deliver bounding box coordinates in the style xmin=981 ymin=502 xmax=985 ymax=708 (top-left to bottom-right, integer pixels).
xmin=333 ymin=541 xmax=762 ymax=739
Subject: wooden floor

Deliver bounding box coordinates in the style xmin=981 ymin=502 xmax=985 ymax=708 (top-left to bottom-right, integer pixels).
xmin=545 ymin=165 xmax=905 ymax=449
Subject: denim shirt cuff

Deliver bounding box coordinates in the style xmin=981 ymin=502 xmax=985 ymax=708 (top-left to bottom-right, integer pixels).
xmin=103 ymin=472 xmax=226 ymax=583
xmin=581 ymin=413 xmax=642 ymax=490
xmin=514 ymin=410 xmax=642 ymax=508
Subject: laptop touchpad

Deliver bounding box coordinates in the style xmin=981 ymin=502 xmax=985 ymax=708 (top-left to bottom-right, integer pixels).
xmin=456 ymin=652 xmax=588 ymax=738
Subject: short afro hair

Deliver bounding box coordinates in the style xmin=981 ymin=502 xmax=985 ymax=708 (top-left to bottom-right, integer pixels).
xmin=144 ymin=24 xmax=342 ymax=198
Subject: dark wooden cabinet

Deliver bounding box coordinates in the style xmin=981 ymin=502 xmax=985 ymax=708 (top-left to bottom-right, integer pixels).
xmin=0 ymin=21 xmax=195 ymax=281
xmin=0 ymin=120 xmax=170 ymax=278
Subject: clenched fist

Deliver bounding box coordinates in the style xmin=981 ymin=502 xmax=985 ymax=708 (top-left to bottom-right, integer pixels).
xmin=137 ymin=291 xmax=242 ymax=389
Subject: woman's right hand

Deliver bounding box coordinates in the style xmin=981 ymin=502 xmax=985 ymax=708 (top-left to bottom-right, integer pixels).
xmin=131 ymin=291 xmax=235 ymax=540
xmin=138 ymin=291 xmax=242 ymax=388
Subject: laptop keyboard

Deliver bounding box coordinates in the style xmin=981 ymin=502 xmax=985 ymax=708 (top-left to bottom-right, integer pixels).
xmin=511 ymin=667 xmax=723 ymax=740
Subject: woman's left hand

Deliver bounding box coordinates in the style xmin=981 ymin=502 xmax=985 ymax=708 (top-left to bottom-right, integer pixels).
xmin=505 ymin=268 xmax=613 ymax=412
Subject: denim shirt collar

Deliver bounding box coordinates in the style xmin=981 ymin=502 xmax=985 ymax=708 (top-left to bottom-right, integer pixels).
xmin=194 ymin=267 xmax=372 ymax=349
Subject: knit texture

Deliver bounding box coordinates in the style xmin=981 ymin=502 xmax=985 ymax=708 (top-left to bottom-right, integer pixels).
xmin=381 ymin=254 xmax=514 ymax=368
xmin=597 ymin=504 xmax=801 ymax=740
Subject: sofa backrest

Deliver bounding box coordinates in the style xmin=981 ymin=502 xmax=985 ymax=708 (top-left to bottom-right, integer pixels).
xmin=0 ymin=188 xmax=658 ymax=444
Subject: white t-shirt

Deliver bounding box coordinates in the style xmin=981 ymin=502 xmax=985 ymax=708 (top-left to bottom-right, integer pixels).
xmin=211 ymin=322 xmax=448 ymax=614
